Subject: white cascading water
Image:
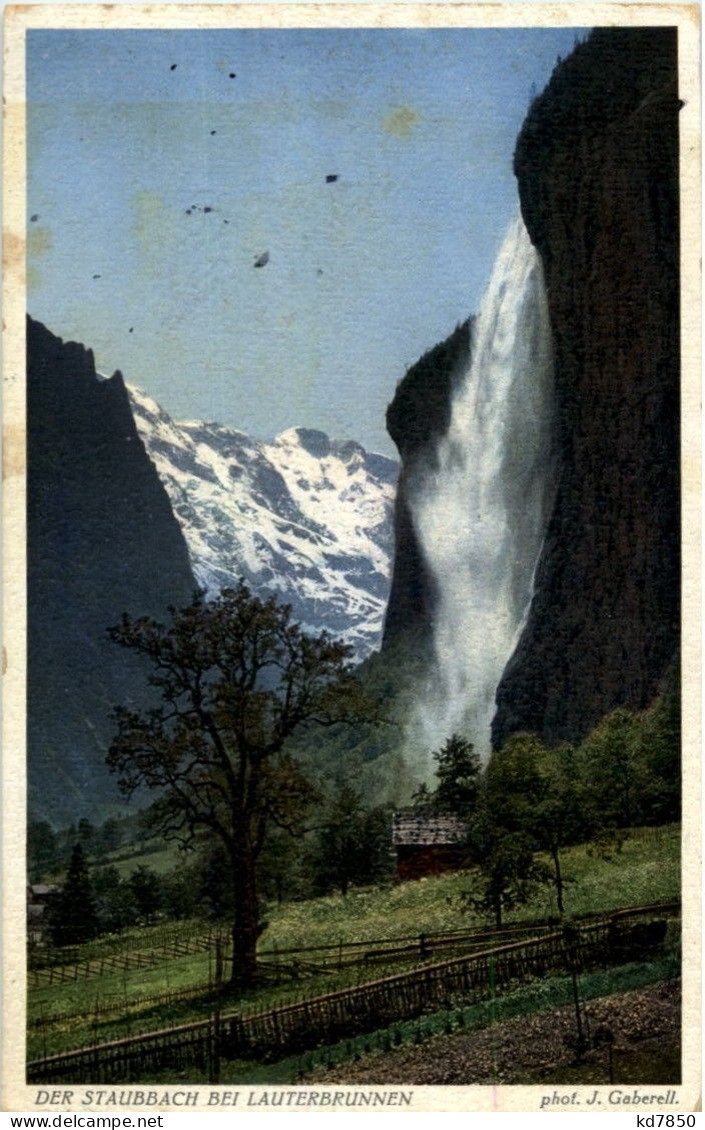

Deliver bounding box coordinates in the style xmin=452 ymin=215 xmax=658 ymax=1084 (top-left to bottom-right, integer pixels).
xmin=407 ymin=213 xmax=555 ymax=777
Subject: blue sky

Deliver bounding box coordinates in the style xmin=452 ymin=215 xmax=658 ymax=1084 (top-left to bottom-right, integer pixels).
xmin=27 ymin=27 xmax=584 ymax=456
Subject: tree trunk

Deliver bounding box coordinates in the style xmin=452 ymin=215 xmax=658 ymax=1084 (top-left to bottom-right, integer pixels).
xmin=493 ymin=893 xmax=502 ymax=929
xmin=230 ymin=850 xmax=260 ymax=988
xmin=551 ymin=845 xmax=565 ymax=914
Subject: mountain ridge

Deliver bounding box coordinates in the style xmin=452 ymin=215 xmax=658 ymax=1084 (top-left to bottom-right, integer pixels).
xmin=27 ymin=316 xmax=197 ymax=822
xmin=128 ymin=385 xmax=398 ymax=658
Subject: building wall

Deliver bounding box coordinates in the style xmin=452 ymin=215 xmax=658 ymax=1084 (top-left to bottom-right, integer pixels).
xmin=395 ymin=844 xmax=465 ymax=882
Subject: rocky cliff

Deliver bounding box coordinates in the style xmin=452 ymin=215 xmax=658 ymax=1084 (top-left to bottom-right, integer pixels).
xmin=27 ymin=317 xmax=196 ymax=821
xmin=382 ymin=27 xmax=680 ymax=750
xmin=493 ymin=27 xmax=680 ymax=746
xmin=382 ymin=319 xmax=471 ymax=661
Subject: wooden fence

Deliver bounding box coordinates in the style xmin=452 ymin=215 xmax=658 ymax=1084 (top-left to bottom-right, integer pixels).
xmin=31 ymin=900 xmax=679 ymax=989
xmin=29 ymin=981 xmax=218 ymax=1031
xmin=258 ymin=920 xmax=557 ymax=972
xmin=29 ymin=928 xmax=227 ymax=989
xmin=241 ymin=899 xmax=679 ymax=976
xmin=27 ymin=910 xmax=673 ymax=1084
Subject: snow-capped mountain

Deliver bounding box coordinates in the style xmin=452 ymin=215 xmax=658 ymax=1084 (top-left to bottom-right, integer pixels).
xmin=127 ymin=385 xmax=398 ymax=657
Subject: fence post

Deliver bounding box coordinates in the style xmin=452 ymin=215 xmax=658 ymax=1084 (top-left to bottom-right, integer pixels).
xmin=209 ymin=937 xmax=223 ymax=1084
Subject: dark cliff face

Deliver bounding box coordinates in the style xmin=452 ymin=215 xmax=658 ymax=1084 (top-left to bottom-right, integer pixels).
xmin=382 ymin=320 xmax=471 ymax=657
xmin=381 ymin=29 xmax=679 ymax=751
xmin=27 ymin=317 xmax=196 ymax=822
xmin=493 ymin=27 xmax=680 ymax=746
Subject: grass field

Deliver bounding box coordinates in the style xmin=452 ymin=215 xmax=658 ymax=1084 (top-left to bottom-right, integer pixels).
xmin=29 ymin=916 xmax=214 ymax=970
xmin=264 ymin=824 xmax=679 ymax=950
xmin=102 ymin=839 xmax=181 ymax=878
xmin=43 ymin=839 xmax=182 ymax=887
xmin=28 ymin=823 xmax=680 ymax=1060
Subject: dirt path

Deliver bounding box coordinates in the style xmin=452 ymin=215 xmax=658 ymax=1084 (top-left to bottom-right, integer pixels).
xmin=309 ymin=981 xmax=680 ymax=1086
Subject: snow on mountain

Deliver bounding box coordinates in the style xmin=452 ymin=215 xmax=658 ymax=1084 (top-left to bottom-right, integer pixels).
xmin=127 ymin=385 xmax=398 ymax=657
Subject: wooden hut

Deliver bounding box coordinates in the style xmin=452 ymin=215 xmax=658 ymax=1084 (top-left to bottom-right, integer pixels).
xmin=392 ymin=810 xmax=467 ymax=881
xmin=26 ymin=883 xmax=59 ymax=946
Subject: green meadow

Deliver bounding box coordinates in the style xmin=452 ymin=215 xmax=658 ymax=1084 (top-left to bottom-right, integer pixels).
xmin=28 ymin=823 xmax=679 ymax=1060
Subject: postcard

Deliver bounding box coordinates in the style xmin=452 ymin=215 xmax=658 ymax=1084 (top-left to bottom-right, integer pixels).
xmin=2 ymin=2 xmax=701 ymax=1113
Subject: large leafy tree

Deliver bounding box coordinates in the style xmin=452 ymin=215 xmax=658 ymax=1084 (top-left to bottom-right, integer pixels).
xmin=578 ymin=687 xmax=681 ymax=831
xmin=129 ymin=864 xmax=164 ymax=923
xmin=485 ymin=734 xmax=586 ymax=914
xmin=464 ymin=791 xmax=549 ymax=928
xmin=577 ymin=708 xmax=645 ymax=829
xmin=638 ymin=667 xmax=680 ymax=824
xmin=308 ymin=785 xmax=393 ymax=897
xmin=107 ymin=582 xmax=375 ymax=987
xmin=93 ymin=865 xmax=140 ymax=934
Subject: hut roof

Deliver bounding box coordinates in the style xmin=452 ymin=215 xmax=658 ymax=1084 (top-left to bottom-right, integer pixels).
xmin=392 ymin=809 xmax=466 ymax=846
xmin=29 ymin=883 xmax=59 ymax=900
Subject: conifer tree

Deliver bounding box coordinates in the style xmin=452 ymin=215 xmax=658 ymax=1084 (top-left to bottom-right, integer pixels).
xmin=412 ymin=734 xmax=481 ymax=817
xmin=49 ymin=842 xmax=99 ymax=946
xmin=433 ymin=733 xmax=481 ymax=816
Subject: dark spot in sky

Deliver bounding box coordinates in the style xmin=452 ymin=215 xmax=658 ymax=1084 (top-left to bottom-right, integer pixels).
xmin=326 ymin=174 xmax=339 ymax=183
xmin=210 ymin=130 xmax=217 ymax=135
xmin=223 ymin=220 xmax=229 ymax=225
xmin=92 ymin=274 xmax=101 ymax=280
xmin=170 ymin=64 xmax=177 ymax=71
xmin=129 ymin=327 xmax=134 ymax=333
xmin=317 ymin=268 xmax=324 ymax=276
xmin=253 ymin=251 xmax=269 ymax=268
xmin=203 ymin=206 xmax=213 ymax=214
xmin=229 ymin=72 xmax=236 ymax=79
xmin=185 ymin=209 xmax=192 ymax=215
xmin=30 ymin=214 xmax=39 ymax=222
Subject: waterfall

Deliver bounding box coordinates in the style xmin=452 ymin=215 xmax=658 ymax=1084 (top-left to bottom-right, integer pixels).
xmin=407 ymin=213 xmax=555 ymax=777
